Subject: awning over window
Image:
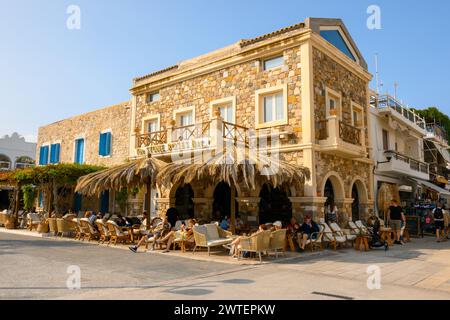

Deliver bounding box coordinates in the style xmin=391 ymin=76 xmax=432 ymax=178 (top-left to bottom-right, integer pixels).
xmin=412 ymin=178 xmax=450 ymax=199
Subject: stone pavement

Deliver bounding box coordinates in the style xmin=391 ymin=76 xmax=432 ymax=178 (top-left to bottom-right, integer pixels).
xmin=1 ymin=229 xmax=450 ymax=299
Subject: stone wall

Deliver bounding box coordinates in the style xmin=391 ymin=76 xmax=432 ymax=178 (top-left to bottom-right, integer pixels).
xmin=135 ymin=47 xmax=303 ymax=142
xmin=37 ymin=101 xmax=131 ymax=167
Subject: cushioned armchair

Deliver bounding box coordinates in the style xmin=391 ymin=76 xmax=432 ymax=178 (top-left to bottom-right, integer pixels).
xmin=193 ymin=224 xmax=233 ymax=255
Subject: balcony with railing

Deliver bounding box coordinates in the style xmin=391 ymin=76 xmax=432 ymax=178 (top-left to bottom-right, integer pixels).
xmin=370 ymin=94 xmax=426 ymax=133
xmin=135 ymin=116 xmax=252 ymax=156
xmin=318 ymin=116 xmax=366 ymax=158
xmin=377 ymin=150 xmax=429 ymax=180
xmin=15 ymin=162 xmax=34 ymax=169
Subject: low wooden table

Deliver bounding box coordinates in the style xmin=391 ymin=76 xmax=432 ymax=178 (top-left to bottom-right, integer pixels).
xmin=380 ymin=228 xmax=393 ymax=247
xmin=355 ymin=235 xmax=370 ymax=251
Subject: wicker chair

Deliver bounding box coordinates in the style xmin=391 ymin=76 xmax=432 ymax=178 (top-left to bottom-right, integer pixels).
xmin=56 ymin=218 xmax=75 ymax=237
xmin=73 ymin=218 xmax=84 ymax=240
xmin=27 ymin=213 xmax=42 ymax=231
xmin=95 ymin=219 xmax=110 ymax=244
xmin=107 ymin=220 xmax=131 ymax=245
xmin=303 ymin=224 xmax=325 ymax=252
xmin=48 ymin=218 xmax=58 ymax=236
xmin=80 ymin=218 xmax=99 ymax=241
xmin=329 ymin=222 xmax=356 ymax=246
xmin=269 ymin=229 xmax=287 ymax=258
xmin=349 ymin=221 xmax=369 ymax=236
xmin=238 ymin=230 xmax=272 ymax=262
xmin=192 ymin=224 xmax=233 ymax=255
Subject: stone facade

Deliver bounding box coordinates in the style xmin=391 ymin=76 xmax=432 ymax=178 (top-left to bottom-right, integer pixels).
xmin=37 ymin=101 xmax=131 ymax=167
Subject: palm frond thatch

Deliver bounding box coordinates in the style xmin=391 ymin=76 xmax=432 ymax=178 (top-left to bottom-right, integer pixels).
xmin=75 ymin=157 xmax=167 ymax=196
xmin=157 ymin=146 xmax=310 ymax=192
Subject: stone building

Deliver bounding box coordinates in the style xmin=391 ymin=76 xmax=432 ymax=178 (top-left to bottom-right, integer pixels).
xmin=130 ymin=18 xmax=375 ymax=225
xmin=36 ymin=101 xmax=132 ymax=213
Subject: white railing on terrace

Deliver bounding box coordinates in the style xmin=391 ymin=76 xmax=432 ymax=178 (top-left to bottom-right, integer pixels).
xmin=15 ymin=162 xmax=34 ymax=169
xmin=370 ymin=94 xmax=426 ymax=130
xmin=0 ymin=161 xmax=11 ymax=170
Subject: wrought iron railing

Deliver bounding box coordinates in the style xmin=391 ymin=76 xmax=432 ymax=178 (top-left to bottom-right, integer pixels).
xmin=137 ymin=130 xmax=168 ymax=148
xmin=390 ymin=151 xmax=429 ymax=174
xmin=339 ymin=121 xmax=361 ymax=146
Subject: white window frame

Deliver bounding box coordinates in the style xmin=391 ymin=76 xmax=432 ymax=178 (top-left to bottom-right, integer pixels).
xmin=262 ymin=55 xmax=284 ymax=71
xmin=255 ymin=84 xmax=288 ymax=129
xmin=325 ymin=87 xmax=342 ymax=118
xmin=351 ymin=102 xmax=364 ymax=128
xmin=141 ymin=114 xmax=161 ymax=133
xmin=146 ymin=91 xmax=160 ymax=104
xmin=209 ymin=96 xmax=236 ymax=123
xmin=99 ymin=129 xmax=112 ymax=158
xmin=173 ymin=106 xmax=195 ymax=127
xmin=319 ymin=26 xmax=360 ymax=65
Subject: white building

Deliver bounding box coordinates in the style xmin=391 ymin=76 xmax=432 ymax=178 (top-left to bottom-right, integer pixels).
xmin=0 ymin=132 xmax=36 ymax=171
xmin=368 ymin=92 xmax=449 ymax=214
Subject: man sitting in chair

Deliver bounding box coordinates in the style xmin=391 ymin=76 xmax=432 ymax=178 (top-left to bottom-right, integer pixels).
xmin=298 ymin=215 xmax=320 ymax=252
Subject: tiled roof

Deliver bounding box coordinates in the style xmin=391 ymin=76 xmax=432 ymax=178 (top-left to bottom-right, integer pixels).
xmin=134 ymin=65 xmax=178 ymax=83
xmin=239 ymin=22 xmax=306 ymax=47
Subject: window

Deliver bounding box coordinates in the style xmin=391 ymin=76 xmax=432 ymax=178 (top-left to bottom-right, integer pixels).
xmin=326 ymin=88 xmax=341 ymax=117
xmin=320 ymin=29 xmax=357 ymax=62
xmin=49 ymin=143 xmax=61 ymax=164
xmin=210 ymin=97 xmax=236 ymax=123
xmin=146 ymin=119 xmax=158 ymax=133
xmin=255 ymin=85 xmax=288 ymax=128
xmin=351 ymin=103 xmax=363 ymax=127
xmin=146 ymin=92 xmax=160 ymax=103
xmin=99 ymin=132 xmax=111 ymax=157
xmin=178 ymin=111 xmax=193 ymax=126
xmin=39 ymin=145 xmax=49 ymax=165
xmin=382 ymin=129 xmax=389 ymax=151
xmin=74 ymin=138 xmax=85 ymax=164
xmin=263 ymin=55 xmax=284 ymax=71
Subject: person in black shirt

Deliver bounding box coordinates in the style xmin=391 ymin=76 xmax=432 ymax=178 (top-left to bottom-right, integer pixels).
xmin=298 ymin=215 xmax=320 ymax=251
xmin=387 ymin=199 xmax=405 ymax=245
xmin=433 ymin=203 xmax=445 ymax=242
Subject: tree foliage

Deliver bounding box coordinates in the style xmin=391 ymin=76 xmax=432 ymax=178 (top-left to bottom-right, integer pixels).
xmin=412 ymin=106 xmax=450 ymax=141
xmin=21 ymin=184 xmax=37 ymax=212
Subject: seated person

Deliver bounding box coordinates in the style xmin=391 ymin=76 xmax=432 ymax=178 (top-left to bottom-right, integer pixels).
xmin=298 ymin=215 xmax=320 ymax=251
xmin=129 ymin=217 xmax=171 ymax=253
xmin=235 ymin=216 xmax=244 ymax=231
xmin=115 ymin=214 xmax=127 ymax=227
xmin=272 ymin=221 xmax=283 ymax=231
xmin=286 ymin=217 xmax=301 ymax=238
xmin=220 ymin=216 xmax=230 ymax=230
xmin=229 ymin=224 xmax=267 ymax=258
xmin=159 ymin=219 xmax=196 ymax=253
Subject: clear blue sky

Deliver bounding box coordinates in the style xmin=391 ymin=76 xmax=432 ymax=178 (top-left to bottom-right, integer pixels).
xmin=1 ymin=0 xmax=449 ymax=142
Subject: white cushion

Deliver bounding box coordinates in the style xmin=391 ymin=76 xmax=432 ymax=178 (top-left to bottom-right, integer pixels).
xmin=205 ymin=224 xmax=220 ymax=241
xmin=194 ymin=225 xmax=207 ymax=235
xmin=335 ymin=236 xmax=347 ymax=242
xmin=207 ymin=239 xmax=233 ymax=247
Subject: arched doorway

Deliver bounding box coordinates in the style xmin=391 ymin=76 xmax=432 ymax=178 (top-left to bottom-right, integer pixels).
xmin=324 ymin=179 xmax=335 ymax=210
xmin=258 ymin=184 xmax=292 ymax=225
xmin=212 ymin=182 xmax=233 ymax=221
xmin=175 ymin=184 xmax=194 ymax=220
xmin=351 ymin=184 xmax=360 ymax=221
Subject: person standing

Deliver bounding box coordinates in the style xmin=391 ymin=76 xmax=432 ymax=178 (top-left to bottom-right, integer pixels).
xmin=387 ymin=199 xmax=405 ymax=245
xmin=326 ymin=203 xmax=338 ymax=224
xmin=433 ymin=203 xmax=445 ymax=242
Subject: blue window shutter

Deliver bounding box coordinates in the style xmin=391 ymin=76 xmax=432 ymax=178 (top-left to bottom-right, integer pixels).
xmin=55 ymin=144 xmax=60 ymax=163
xmin=98 ymin=133 xmax=103 ymax=156
xmin=41 ymin=146 xmax=49 ymax=165
xmin=50 ymin=144 xmax=56 ymax=163
xmin=105 ymin=132 xmax=111 ymax=156
xmin=75 ymin=139 xmax=84 ymax=164
xmin=39 ymin=147 xmax=44 ymax=165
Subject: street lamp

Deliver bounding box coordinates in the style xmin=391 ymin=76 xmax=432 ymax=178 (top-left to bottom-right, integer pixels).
xmin=377 ymin=150 xmax=396 ymax=165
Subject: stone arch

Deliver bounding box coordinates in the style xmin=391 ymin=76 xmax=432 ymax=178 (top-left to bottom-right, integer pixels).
xmin=0 ymin=154 xmax=11 ymax=170
xmin=349 ymin=177 xmax=370 ymax=221
xmin=349 ymin=177 xmax=369 ymax=203
xmin=320 ymin=171 xmax=345 ymax=201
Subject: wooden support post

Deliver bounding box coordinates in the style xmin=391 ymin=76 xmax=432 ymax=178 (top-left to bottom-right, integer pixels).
xmin=230 ymin=184 xmax=236 ymax=234
xmin=146 ymin=179 xmax=152 ymax=230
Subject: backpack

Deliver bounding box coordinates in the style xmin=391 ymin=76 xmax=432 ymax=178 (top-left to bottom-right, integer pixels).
xmin=434 ymin=208 xmax=444 ymax=220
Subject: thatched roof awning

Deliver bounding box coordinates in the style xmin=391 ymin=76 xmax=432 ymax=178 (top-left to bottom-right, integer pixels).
xmin=157 ymin=146 xmax=310 ymax=192
xmin=75 ymin=157 xmax=167 ymax=196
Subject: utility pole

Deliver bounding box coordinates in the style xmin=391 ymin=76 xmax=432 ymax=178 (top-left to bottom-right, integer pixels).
xmin=394 ymin=81 xmax=398 ymax=100
xmin=375 ymin=54 xmax=380 ymax=94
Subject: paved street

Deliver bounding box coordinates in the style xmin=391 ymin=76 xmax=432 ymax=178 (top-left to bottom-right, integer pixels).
xmin=2 ymin=231 xmax=450 ymax=300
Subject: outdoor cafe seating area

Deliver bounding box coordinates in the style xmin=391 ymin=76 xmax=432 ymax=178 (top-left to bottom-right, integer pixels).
xmin=0 ymin=207 xmax=411 ymax=263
